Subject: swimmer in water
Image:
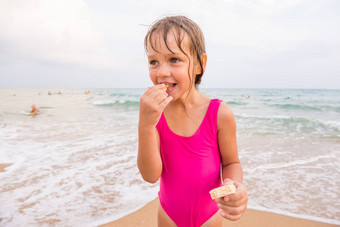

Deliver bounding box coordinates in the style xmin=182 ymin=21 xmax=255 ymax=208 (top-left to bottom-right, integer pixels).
xmin=29 ymin=104 xmax=40 ymax=115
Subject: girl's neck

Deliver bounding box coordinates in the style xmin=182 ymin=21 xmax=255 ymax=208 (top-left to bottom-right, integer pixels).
xmin=163 ymin=88 xmax=211 ymax=135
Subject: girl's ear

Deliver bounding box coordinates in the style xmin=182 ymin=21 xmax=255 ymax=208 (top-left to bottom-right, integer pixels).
xmin=195 ymin=54 xmax=208 ymax=75
xmin=201 ymin=53 xmax=207 ymax=73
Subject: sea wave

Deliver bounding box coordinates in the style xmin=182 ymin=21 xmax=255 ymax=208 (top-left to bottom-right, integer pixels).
xmin=236 ymin=113 xmax=340 ymax=138
xmin=267 ymin=103 xmax=322 ymax=112
xmin=92 ymin=99 xmax=139 ymax=107
xmin=38 ymin=106 xmax=54 ymax=109
xmin=226 ymin=100 xmax=248 ymax=106
xmin=265 ymin=103 xmax=340 ymax=113
xmin=250 ymin=153 xmax=337 ymax=171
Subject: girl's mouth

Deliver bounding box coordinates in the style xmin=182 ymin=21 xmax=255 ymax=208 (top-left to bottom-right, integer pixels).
xmin=162 ymin=83 xmax=177 ymax=92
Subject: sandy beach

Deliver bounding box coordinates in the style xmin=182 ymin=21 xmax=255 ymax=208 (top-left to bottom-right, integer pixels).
xmin=101 ymin=198 xmax=337 ymax=227
xmin=0 ymin=164 xmax=12 ymax=172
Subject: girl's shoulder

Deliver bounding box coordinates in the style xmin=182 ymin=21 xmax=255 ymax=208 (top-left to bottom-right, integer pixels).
xmin=217 ymin=102 xmax=236 ymax=130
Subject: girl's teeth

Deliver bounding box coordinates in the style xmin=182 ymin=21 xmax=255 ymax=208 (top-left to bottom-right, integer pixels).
xmin=161 ymin=83 xmax=176 ymax=91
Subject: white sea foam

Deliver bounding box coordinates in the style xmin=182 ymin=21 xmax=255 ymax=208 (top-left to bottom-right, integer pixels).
xmin=250 ymin=153 xmax=338 ymax=171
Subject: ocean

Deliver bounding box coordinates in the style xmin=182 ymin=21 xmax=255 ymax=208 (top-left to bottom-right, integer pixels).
xmin=0 ymin=88 xmax=339 ymax=226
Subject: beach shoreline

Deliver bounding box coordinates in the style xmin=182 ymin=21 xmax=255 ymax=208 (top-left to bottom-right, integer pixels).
xmin=99 ymin=198 xmax=338 ymax=227
xmin=1 ymin=162 xmax=338 ymax=227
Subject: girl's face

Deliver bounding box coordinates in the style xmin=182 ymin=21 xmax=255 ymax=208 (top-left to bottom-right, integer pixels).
xmin=146 ymin=31 xmax=200 ymax=101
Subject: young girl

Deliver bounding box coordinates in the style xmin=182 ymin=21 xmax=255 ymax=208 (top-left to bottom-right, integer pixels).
xmin=138 ymin=16 xmax=248 ymax=227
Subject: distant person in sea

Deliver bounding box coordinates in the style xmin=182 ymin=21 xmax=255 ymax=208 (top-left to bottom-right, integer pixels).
xmin=48 ymin=91 xmax=52 ymax=95
xmin=137 ymin=16 xmax=248 ymax=227
xmin=29 ymin=104 xmax=40 ymax=115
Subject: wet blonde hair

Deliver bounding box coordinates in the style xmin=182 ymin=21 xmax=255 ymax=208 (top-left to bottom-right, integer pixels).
xmin=144 ymin=16 xmax=206 ymax=87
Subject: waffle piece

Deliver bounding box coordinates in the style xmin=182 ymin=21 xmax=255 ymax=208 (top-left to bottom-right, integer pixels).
xmin=209 ymin=184 xmax=236 ymax=199
xmin=162 ymin=83 xmax=170 ymax=91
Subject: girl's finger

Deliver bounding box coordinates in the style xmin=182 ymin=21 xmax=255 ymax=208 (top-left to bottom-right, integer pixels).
xmin=149 ymin=86 xmax=167 ymax=99
xmin=225 ymin=183 xmax=247 ymax=203
xmin=220 ymin=211 xmax=243 ymax=221
xmin=159 ymin=96 xmax=173 ymax=109
xmin=144 ymin=84 xmax=165 ymax=96
xmin=218 ymin=197 xmax=246 ymax=208
xmin=217 ymin=202 xmax=246 ymax=215
xmin=151 ymin=91 xmax=169 ymax=105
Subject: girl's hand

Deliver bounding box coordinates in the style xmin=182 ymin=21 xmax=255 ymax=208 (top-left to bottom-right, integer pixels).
xmin=139 ymin=84 xmax=172 ymax=128
xmin=215 ymin=179 xmax=248 ymax=221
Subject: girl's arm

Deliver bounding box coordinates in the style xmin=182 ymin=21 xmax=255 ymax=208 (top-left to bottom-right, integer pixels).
xmin=218 ymin=103 xmax=242 ymax=182
xmin=137 ymin=84 xmax=172 ymax=183
xmin=216 ymin=102 xmax=248 ymax=221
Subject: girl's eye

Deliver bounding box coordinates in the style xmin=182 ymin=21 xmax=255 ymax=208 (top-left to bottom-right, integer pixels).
xmin=149 ymin=60 xmax=157 ymax=66
xmin=170 ymin=58 xmax=179 ymax=63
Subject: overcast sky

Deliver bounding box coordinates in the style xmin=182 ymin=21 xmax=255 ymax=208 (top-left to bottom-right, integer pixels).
xmin=1 ymin=0 xmax=339 ymax=89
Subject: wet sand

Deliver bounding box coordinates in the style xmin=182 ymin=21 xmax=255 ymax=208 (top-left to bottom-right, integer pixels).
xmin=100 ymin=198 xmax=337 ymax=227
xmin=0 ymin=163 xmax=12 ymax=172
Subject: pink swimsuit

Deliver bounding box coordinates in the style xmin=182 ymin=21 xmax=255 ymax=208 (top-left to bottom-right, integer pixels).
xmin=156 ymin=99 xmax=222 ymax=227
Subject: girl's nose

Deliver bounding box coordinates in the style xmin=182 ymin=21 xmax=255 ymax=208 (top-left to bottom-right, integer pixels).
xmin=156 ymin=63 xmax=171 ymax=78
